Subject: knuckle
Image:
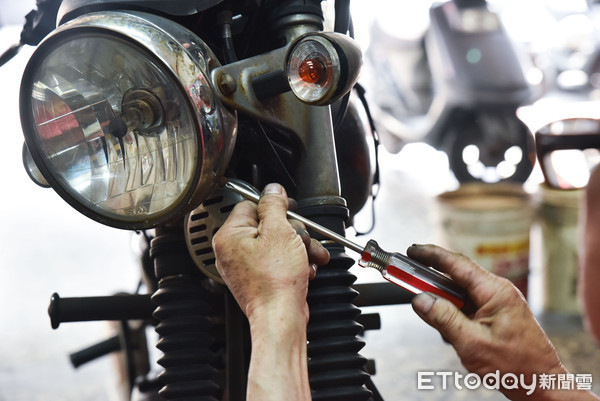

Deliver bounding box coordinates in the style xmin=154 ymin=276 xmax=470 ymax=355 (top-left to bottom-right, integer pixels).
xmin=260 ymin=193 xmax=286 ymax=207
xmin=211 ymin=229 xmax=228 ymax=255
xmin=455 ymin=251 xmax=471 ymax=262
xmin=498 ymin=278 xmax=526 ymax=304
xmin=431 ymin=301 xmax=461 ymax=333
xmin=452 ymin=251 xmax=474 ymax=268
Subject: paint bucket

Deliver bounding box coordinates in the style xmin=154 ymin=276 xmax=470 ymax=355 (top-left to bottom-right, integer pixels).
xmin=436 ymin=183 xmax=533 ymax=298
xmin=538 ymin=184 xmax=583 ymax=314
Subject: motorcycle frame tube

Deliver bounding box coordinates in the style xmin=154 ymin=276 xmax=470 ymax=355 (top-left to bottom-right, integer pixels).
xmin=20 ymin=11 xmax=237 ymax=230
xmin=211 ymin=32 xmax=346 ymax=199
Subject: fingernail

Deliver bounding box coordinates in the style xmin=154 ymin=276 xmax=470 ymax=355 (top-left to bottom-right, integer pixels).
xmin=263 ymin=183 xmax=283 ymax=195
xmin=412 ymin=293 xmax=436 ymax=314
xmin=408 ymin=244 xmax=422 ymax=254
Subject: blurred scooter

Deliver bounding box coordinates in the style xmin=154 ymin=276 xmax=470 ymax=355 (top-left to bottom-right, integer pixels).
xmin=365 ymin=0 xmax=537 ymax=183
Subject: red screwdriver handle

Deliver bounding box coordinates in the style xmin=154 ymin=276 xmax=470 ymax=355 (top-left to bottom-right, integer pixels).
xmin=359 ymin=240 xmax=476 ymax=314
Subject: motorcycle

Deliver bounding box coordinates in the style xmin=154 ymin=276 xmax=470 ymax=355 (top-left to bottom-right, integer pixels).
xmin=363 ymin=0 xmax=538 ymax=184
xmin=2 ymin=0 xmax=404 ymax=400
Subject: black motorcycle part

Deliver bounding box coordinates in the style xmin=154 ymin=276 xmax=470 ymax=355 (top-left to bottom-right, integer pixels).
xmin=352 ymin=282 xmax=413 ymax=307
xmin=20 ymin=0 xmax=62 ymax=46
xmin=333 ymin=0 xmax=351 ymax=35
xmin=355 ymin=313 xmax=382 ymax=333
xmin=252 ymin=69 xmax=290 ymax=100
xmin=267 ymin=0 xmax=324 ymax=46
xmin=267 ymin=0 xmax=323 ymax=25
xmin=226 ymin=118 xmax=301 ymax=196
xmin=454 ymin=0 xmax=487 ymax=9
xmin=334 ymin=97 xmax=374 ymax=222
xmin=150 ymin=225 xmax=225 ymax=401
xmin=301 ymin=204 xmax=373 ymax=401
xmin=69 ymin=334 xmax=121 ymax=368
xmin=57 ymin=0 xmax=224 ymax=24
xmin=48 ymin=293 xmax=155 ymax=329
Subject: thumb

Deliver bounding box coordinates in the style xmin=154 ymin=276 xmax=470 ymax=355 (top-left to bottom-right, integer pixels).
xmin=412 ymin=292 xmax=476 ymax=347
xmin=257 ymin=183 xmax=290 ymax=233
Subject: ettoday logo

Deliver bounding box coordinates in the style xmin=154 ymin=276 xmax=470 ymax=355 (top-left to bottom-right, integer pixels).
xmin=417 ymin=371 xmax=593 ymax=395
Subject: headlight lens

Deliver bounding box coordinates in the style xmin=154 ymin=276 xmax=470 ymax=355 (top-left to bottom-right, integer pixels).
xmin=20 ymin=12 xmax=237 ymax=229
xmin=30 ymin=34 xmax=197 ymax=220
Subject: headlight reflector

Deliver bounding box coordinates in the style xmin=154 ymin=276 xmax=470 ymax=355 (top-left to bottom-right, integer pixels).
xmin=30 ymin=34 xmax=197 ymax=221
xmin=20 ymin=12 xmax=237 ymax=229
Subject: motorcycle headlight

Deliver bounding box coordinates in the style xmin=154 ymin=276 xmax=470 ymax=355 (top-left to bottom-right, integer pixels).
xmin=20 ymin=11 xmax=237 ymax=229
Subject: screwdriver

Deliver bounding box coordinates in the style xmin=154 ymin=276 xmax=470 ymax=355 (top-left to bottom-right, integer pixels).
xmin=224 ymin=180 xmax=473 ymax=312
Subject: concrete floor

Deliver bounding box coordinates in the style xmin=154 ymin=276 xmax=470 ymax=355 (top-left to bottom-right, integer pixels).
xmin=1 ymin=22 xmax=599 ymax=401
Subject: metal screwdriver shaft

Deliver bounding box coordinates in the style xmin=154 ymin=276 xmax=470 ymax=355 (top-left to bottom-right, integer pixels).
xmin=223 ymin=179 xmax=473 ymax=312
xmin=224 ymin=180 xmax=365 ymax=254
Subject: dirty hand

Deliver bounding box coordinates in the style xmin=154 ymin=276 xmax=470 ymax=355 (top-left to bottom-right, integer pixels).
xmin=213 ymin=182 xmax=329 ymax=324
xmin=213 ymin=183 xmax=328 ymax=401
xmin=408 ymin=244 xmax=598 ymax=401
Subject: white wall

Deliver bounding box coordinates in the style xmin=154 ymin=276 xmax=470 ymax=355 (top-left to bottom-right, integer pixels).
xmin=0 ymin=0 xmax=37 ymax=26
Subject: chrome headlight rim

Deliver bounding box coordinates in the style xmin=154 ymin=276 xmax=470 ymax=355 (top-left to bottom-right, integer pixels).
xmin=20 ymin=11 xmax=237 ymax=230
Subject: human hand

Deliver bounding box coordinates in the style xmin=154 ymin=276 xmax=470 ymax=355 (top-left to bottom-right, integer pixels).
xmin=212 ymin=183 xmax=328 ymax=401
xmin=212 ymin=182 xmax=329 ymax=324
xmin=408 ymin=244 xmax=597 ymax=401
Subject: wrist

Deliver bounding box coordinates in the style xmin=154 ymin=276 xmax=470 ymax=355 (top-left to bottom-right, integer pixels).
xmin=247 ymin=294 xmax=309 ymax=328
xmin=246 ymin=299 xmax=311 ymax=401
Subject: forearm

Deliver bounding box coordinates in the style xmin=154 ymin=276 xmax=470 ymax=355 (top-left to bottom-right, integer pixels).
xmin=247 ymin=306 xmax=311 ymax=401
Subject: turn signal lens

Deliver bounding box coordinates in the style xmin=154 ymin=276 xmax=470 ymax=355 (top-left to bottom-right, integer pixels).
xmin=298 ymin=58 xmax=327 ymax=85
xmin=286 ymin=32 xmax=362 ymax=106
xmin=287 ymin=36 xmax=338 ymax=105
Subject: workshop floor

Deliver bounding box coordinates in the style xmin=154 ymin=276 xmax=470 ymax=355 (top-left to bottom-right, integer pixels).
xmin=1 ymin=24 xmax=599 ymax=401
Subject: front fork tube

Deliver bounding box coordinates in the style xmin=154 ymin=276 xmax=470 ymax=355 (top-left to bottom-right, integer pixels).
xmin=292 ymin=91 xmax=373 ymax=399
xmin=301 ymin=203 xmax=373 ymax=401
